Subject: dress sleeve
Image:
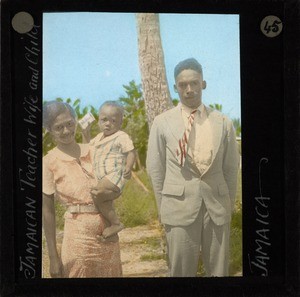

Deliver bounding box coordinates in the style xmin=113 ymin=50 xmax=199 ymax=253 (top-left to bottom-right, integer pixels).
xmin=119 ymin=133 xmax=134 ymax=153
xmin=42 ymin=155 xmax=55 ymax=195
xmin=89 ymin=137 xmax=95 ymax=146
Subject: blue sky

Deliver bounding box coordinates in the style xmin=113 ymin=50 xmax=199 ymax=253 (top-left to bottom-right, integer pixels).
xmin=43 ymin=13 xmax=240 ymax=119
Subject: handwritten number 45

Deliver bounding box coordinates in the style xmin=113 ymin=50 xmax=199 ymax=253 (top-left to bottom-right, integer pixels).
xmin=264 ymin=20 xmax=282 ymax=34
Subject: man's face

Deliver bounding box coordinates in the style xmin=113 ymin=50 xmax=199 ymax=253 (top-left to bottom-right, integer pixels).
xmin=98 ymin=105 xmax=122 ymax=137
xmin=174 ymin=69 xmax=206 ymax=109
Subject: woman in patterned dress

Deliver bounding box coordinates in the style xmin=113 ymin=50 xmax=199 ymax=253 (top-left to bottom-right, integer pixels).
xmin=42 ymin=101 xmax=122 ymax=278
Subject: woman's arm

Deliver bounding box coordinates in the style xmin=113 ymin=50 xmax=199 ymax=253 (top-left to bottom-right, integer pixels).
xmin=42 ymin=193 xmax=63 ymax=278
xmin=81 ymin=122 xmax=91 ymax=143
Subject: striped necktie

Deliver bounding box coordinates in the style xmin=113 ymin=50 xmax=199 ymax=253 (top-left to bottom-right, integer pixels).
xmin=176 ymin=109 xmax=197 ymax=166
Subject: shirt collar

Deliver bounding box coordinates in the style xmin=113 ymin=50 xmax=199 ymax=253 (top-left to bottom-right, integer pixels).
xmin=93 ymin=130 xmax=123 ymax=147
xmin=50 ymin=144 xmax=89 ymax=161
xmin=179 ymin=102 xmax=204 ymax=118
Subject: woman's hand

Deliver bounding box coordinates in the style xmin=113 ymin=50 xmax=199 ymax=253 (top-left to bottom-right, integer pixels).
xmin=49 ymin=256 xmax=63 ymax=278
xmin=90 ymin=180 xmax=103 ymax=197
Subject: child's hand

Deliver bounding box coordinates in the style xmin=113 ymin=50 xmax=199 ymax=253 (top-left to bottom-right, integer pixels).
xmin=123 ymin=168 xmax=132 ymax=179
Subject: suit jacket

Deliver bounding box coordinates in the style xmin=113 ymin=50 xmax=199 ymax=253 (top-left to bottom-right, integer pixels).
xmin=146 ymin=104 xmax=239 ymax=226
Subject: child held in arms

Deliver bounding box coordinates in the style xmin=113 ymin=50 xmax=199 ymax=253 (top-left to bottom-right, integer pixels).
xmin=88 ymin=101 xmax=136 ymax=242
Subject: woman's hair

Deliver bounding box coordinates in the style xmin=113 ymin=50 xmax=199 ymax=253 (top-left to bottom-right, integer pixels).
xmin=43 ymin=101 xmax=77 ymax=131
xmin=99 ymin=101 xmax=124 ymax=118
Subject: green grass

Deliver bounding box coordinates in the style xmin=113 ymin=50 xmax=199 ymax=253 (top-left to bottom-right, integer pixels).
xmin=229 ymin=169 xmax=243 ymax=276
xmin=55 ymin=199 xmax=67 ymax=231
xmin=140 ymin=253 xmax=166 ymax=262
xmin=136 ymin=236 xmax=166 ymax=262
xmin=142 ymin=236 xmax=161 ymax=248
xmin=130 ymin=236 xmax=161 ymax=248
xmin=115 ymin=170 xmax=158 ymax=227
xmin=229 ymin=225 xmax=242 ymax=275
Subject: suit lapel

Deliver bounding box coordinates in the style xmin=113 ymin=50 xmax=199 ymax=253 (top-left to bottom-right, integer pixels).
xmin=164 ymin=105 xmax=185 ymax=140
xmin=203 ymin=106 xmax=223 ymax=173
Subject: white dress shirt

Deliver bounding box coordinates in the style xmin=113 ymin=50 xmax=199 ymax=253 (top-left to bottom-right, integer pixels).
xmin=180 ymin=103 xmax=213 ymax=175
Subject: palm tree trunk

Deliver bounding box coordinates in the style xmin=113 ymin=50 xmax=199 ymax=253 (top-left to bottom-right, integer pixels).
xmin=136 ymin=13 xmax=173 ymax=130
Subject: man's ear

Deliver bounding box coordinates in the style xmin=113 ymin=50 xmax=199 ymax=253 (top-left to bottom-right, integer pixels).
xmin=202 ymin=80 xmax=207 ymax=90
xmin=174 ymin=84 xmax=178 ymax=93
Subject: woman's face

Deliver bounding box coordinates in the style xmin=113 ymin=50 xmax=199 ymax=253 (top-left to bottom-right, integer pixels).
xmin=50 ymin=111 xmax=77 ymax=145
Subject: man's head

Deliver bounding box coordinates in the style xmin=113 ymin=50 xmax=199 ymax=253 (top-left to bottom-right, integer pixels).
xmin=174 ymin=58 xmax=207 ymax=109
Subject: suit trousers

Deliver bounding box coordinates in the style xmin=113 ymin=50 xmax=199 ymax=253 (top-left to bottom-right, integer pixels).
xmin=165 ymin=202 xmax=230 ymax=277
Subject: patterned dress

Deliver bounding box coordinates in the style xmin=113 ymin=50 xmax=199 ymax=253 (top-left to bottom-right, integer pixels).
xmin=43 ymin=144 xmax=122 ymax=278
xmin=90 ymin=131 xmax=134 ymax=190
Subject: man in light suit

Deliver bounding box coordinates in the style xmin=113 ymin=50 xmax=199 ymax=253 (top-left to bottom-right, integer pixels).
xmin=146 ymin=58 xmax=239 ymax=277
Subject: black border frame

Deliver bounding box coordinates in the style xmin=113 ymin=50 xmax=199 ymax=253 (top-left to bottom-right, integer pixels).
xmin=1 ymin=0 xmax=299 ymax=296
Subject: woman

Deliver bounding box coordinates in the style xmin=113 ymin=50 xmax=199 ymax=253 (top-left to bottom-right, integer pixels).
xmin=42 ymin=101 xmax=122 ymax=278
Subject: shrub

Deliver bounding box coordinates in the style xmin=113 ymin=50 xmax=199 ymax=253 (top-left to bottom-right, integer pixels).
xmin=115 ymin=170 xmax=158 ymax=227
xmin=55 ymin=199 xmax=66 ymax=231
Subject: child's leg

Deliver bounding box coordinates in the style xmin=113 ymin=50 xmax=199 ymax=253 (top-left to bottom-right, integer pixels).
xmin=92 ymin=178 xmax=124 ymax=239
xmin=92 ymin=177 xmax=120 ymax=210
xmin=93 ymin=178 xmax=121 ymax=201
xmin=99 ymin=199 xmax=124 ymax=238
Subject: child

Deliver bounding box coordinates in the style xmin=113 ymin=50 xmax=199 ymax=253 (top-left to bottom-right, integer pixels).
xmin=90 ymin=101 xmax=136 ymax=241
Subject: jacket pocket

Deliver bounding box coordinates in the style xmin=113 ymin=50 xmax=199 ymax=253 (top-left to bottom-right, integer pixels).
xmin=218 ymin=183 xmax=229 ymax=196
xmin=162 ymin=184 xmax=184 ymax=196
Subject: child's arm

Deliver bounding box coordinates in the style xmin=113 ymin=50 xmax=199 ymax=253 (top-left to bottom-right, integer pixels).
xmin=123 ymin=149 xmax=136 ymax=179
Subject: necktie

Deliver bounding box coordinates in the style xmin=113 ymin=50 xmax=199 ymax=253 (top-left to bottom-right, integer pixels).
xmin=176 ymin=109 xmax=197 ymax=166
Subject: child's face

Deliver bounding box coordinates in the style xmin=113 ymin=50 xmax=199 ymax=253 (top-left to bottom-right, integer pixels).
xmin=98 ymin=105 xmax=122 ymax=137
